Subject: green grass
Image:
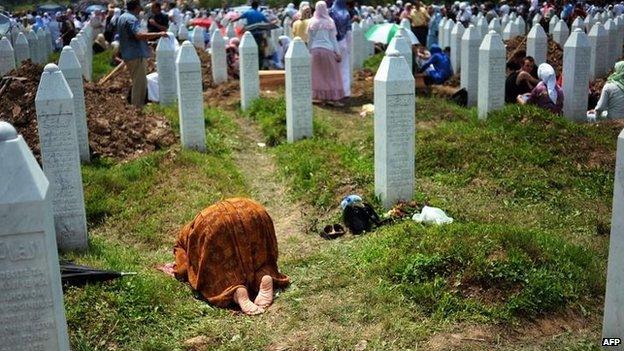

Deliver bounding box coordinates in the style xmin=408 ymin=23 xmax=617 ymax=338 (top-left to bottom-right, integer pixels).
xmin=92 ymin=50 xmax=114 ymax=82
xmin=363 ymin=52 xmax=384 ymax=73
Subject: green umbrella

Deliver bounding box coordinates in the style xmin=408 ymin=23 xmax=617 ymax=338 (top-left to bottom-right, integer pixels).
xmin=365 ymin=23 xmax=420 ymax=45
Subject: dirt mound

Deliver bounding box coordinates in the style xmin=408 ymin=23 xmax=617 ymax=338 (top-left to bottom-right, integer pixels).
xmin=504 ymin=35 xmax=563 ymax=75
xmin=0 ymin=60 xmax=175 ymax=163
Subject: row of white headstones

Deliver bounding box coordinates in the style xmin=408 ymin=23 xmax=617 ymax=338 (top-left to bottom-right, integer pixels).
xmin=1 ymin=20 xmax=624 ymax=350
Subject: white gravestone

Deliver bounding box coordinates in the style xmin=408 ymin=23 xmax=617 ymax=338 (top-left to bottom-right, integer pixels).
xmin=284 ymin=17 xmax=293 ymax=38
xmin=211 ymin=30 xmax=228 ymax=85
xmin=477 ymin=30 xmax=506 ymax=119
xmin=351 ymin=22 xmax=363 ymax=70
xmin=0 ymin=37 xmax=16 ymax=76
xmin=614 ymin=16 xmax=624 ymax=60
xmin=571 ymin=17 xmax=584 ymax=32
xmin=527 ymin=23 xmax=548 ymax=65
xmin=285 ymin=37 xmax=313 ymax=143
xmin=0 ymin=121 xmax=71 ymax=351
xmin=549 ymin=15 xmax=559 ymax=34
xmin=26 ymin=30 xmax=38 ymax=64
xmin=34 ymin=64 xmax=88 ymax=251
xmin=76 ymin=33 xmax=91 ymax=81
xmin=552 ymin=20 xmax=569 ymax=46
xmin=438 ymin=17 xmax=447 ymax=48
xmin=374 ymin=50 xmax=415 ymax=210
xmin=226 ymin=23 xmax=236 ymax=39
xmin=501 ymin=13 xmax=510 ymax=29
xmin=209 ymin=21 xmax=218 ymax=39
xmin=584 ymin=14 xmax=593 ymax=33
xmin=562 ymin=29 xmax=591 ymax=122
xmin=602 ymin=128 xmax=624 ymax=351
xmin=366 ymin=17 xmax=375 ymax=56
xmin=386 ymin=29 xmax=412 ymax=73
xmin=502 ymin=21 xmax=516 ymax=40
xmin=359 ymin=21 xmax=369 ymax=59
xmin=178 ymin=25 xmax=189 ymax=41
xmin=476 ymin=16 xmax=488 ymax=38
xmin=604 ymin=19 xmax=618 ymax=68
xmin=450 ymin=21 xmax=464 ymax=74
xmin=515 ymin=16 xmax=526 ymax=35
xmin=239 ymin=32 xmax=260 ymax=111
xmin=69 ymin=38 xmax=87 ymax=81
xmin=443 ymin=19 xmax=454 ymax=48
xmin=175 ymin=42 xmax=206 ymax=152
xmin=37 ymin=29 xmax=49 ymax=64
xmin=156 ymin=35 xmax=177 ymax=106
xmin=14 ymin=32 xmax=30 ymax=65
xmin=461 ymin=25 xmax=480 ymax=107
xmin=488 ymin=18 xmax=502 ymax=35
xmin=168 ymin=22 xmax=178 ymax=36
xmin=58 ymin=46 xmax=90 ymax=164
xmin=533 ymin=13 xmax=542 ymax=27
xmin=192 ymin=26 xmax=205 ymax=50
xmin=588 ymin=22 xmax=608 ymax=81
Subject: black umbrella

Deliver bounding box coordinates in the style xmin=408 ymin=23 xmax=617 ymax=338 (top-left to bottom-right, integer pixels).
xmin=60 ymin=260 xmax=136 ymax=287
xmin=244 ymin=22 xmax=279 ymax=32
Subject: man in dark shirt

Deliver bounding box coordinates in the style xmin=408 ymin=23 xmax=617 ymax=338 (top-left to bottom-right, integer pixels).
xmin=148 ymin=2 xmax=169 ymax=33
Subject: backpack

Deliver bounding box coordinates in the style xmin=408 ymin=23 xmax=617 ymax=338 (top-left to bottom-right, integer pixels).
xmin=342 ymin=202 xmax=382 ymax=235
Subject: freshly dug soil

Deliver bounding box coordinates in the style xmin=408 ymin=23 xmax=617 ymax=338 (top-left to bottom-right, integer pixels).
xmin=0 ymin=60 xmax=175 ymax=163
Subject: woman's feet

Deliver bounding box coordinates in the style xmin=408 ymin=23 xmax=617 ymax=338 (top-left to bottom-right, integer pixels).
xmin=234 ymin=287 xmax=264 ymax=315
xmin=254 ymin=275 xmax=274 ymax=308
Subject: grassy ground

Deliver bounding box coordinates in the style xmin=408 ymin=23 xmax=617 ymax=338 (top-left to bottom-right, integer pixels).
xmin=60 ymin=55 xmax=618 ymax=350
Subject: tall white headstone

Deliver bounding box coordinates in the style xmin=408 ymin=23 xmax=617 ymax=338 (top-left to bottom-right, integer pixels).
xmin=502 ymin=21 xmax=516 ymax=40
xmin=211 ymin=30 xmax=228 ymax=85
xmin=58 ymin=46 xmax=89 ymax=164
xmin=69 ymin=38 xmax=87 ymax=81
xmin=0 ymin=37 xmax=16 ymax=76
xmin=34 ymin=64 xmax=88 ymax=251
xmin=0 ymin=121 xmax=71 ymax=351
xmin=351 ymin=22 xmax=363 ymax=70
xmin=588 ymin=22 xmax=608 ymax=80
xmin=477 ymin=30 xmax=506 ymax=119
xmin=552 ymin=20 xmax=569 ymax=46
xmin=285 ymin=37 xmax=313 ymax=143
xmin=476 ymin=16 xmax=488 ymax=38
xmin=461 ymin=25 xmax=480 ymax=107
xmin=366 ymin=17 xmax=375 ymax=56
xmin=602 ymin=128 xmax=624 ymax=351
xmin=584 ymin=13 xmax=594 ymax=33
xmin=443 ymin=19 xmax=455 ymax=48
xmin=175 ymin=41 xmax=206 ymax=152
xmin=156 ymin=34 xmax=177 ymax=106
xmin=450 ymin=21 xmax=464 ymax=74
xmin=501 ymin=13 xmax=510 ymax=29
xmin=178 ymin=25 xmax=189 ymax=41
xmin=571 ymin=16 xmax=584 ymax=32
xmin=37 ymin=29 xmax=49 ymax=64
xmin=527 ymin=23 xmax=548 ymax=65
xmin=562 ymin=29 xmax=591 ymax=122
xmin=515 ymin=16 xmax=526 ymax=35
xmin=374 ymin=50 xmax=415 ymax=210
xmin=168 ymin=22 xmax=178 ymax=36
xmin=549 ymin=15 xmax=559 ymax=34
xmin=533 ymin=13 xmax=542 ymax=27
xmin=192 ymin=26 xmax=205 ymax=50
xmin=209 ymin=21 xmax=218 ymax=39
xmin=488 ymin=18 xmax=502 ymax=35
xmin=604 ymin=19 xmax=618 ymax=68
xmin=239 ymin=32 xmax=259 ymax=111
xmin=26 ymin=30 xmax=38 ymax=64
xmin=75 ymin=33 xmax=91 ymax=81
xmin=14 ymin=32 xmax=30 ymax=65
xmin=438 ymin=17 xmax=447 ymax=47
xmin=386 ymin=29 xmax=412 ymax=72
xmin=284 ymin=17 xmax=293 ymax=38
xmin=226 ymin=23 xmax=236 ymax=39
xmin=615 ymin=16 xmax=624 ymax=60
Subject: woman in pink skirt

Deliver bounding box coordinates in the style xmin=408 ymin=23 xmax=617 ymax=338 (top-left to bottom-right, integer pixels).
xmin=307 ymin=1 xmax=345 ymax=106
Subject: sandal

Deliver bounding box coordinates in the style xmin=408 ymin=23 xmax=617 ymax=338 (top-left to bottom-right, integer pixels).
xmin=320 ymin=224 xmax=346 ymax=240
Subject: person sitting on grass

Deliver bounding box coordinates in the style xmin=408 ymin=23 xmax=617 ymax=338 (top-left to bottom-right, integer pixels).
xmin=417 ymin=44 xmax=452 ymax=85
xmin=168 ymin=198 xmax=290 ymax=315
xmin=505 ymin=56 xmax=539 ymax=103
xmin=588 ymin=61 xmax=624 ymax=120
xmin=517 ymin=63 xmax=563 ymax=114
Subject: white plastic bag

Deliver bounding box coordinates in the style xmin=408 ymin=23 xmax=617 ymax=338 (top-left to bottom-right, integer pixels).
xmin=412 ymin=206 xmax=454 ymax=225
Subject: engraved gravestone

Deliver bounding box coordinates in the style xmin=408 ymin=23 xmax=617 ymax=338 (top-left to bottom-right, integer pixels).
xmin=501 ymin=13 xmax=509 ymax=29
xmin=571 ymin=16 xmax=584 ymax=32
xmin=69 ymin=38 xmax=87 ymax=81
xmin=374 ymin=50 xmax=415 ymax=210
xmin=192 ymin=26 xmax=205 ymax=50
xmin=178 ymin=24 xmax=189 ymax=41
xmin=562 ymin=29 xmax=590 ymax=122
xmin=450 ymin=21 xmax=464 ymax=73
xmin=34 ymin=64 xmax=88 ymax=251
xmin=502 ymin=21 xmax=515 ymax=40
xmin=168 ymin=22 xmax=178 ymax=36
xmin=527 ymin=23 xmax=548 ymax=65
xmin=602 ymin=129 xmax=624 ymax=351
xmin=615 ymin=16 xmax=624 ymax=60
xmin=461 ymin=25 xmax=480 ymax=107
xmin=226 ymin=23 xmax=236 ymax=39
xmin=488 ymin=18 xmax=501 ymax=35
xmin=438 ymin=17 xmax=447 ymax=47
xmin=604 ymin=19 xmax=618 ymax=68
xmin=211 ymin=30 xmax=228 ymax=85
xmin=156 ymin=34 xmax=177 ymax=106
xmin=443 ymin=19 xmax=454 ymax=48
xmin=588 ymin=22 xmax=608 ymax=81
xmin=26 ymin=30 xmax=39 ymax=64
xmin=76 ymin=33 xmax=91 ymax=81
xmin=240 ymin=32 xmax=259 ymax=111
xmin=0 ymin=37 xmax=16 ymax=76
xmin=477 ymin=30 xmax=505 ymax=119
xmin=552 ymin=20 xmax=569 ymax=46
xmin=285 ymin=37 xmax=313 ymax=143
xmin=14 ymin=32 xmax=30 ymax=65
xmin=515 ymin=16 xmax=526 ymax=35
xmin=549 ymin=15 xmax=559 ymax=34
xmin=477 ymin=16 xmax=488 ymax=38
xmin=533 ymin=13 xmax=542 ymax=27
xmin=37 ymin=29 xmax=49 ymax=64
xmin=359 ymin=21 xmax=369 ymax=60
xmin=58 ymin=46 xmax=90 ymax=164
xmin=584 ymin=14 xmax=593 ymax=32
xmin=176 ymin=41 xmax=206 ymax=152
xmin=209 ymin=20 xmax=218 ymax=38
xmin=366 ymin=17 xmax=375 ymax=56
xmin=351 ymin=22 xmax=363 ymax=70
xmin=284 ymin=17 xmax=293 ymax=38
xmin=386 ymin=29 xmax=412 ymax=72
xmin=0 ymin=121 xmax=71 ymax=351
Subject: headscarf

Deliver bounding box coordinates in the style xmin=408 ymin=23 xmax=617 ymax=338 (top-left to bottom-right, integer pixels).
xmin=429 ymin=43 xmax=442 ymax=54
xmin=293 ymin=1 xmax=311 ymax=21
xmin=607 ymin=61 xmax=624 ymax=93
xmin=329 ymin=0 xmax=351 ymax=41
xmin=33 ymin=16 xmax=44 ymax=31
xmin=308 ymin=1 xmax=337 ymax=32
xmin=228 ymin=37 xmax=240 ymax=49
xmin=537 ymin=63 xmax=558 ymax=104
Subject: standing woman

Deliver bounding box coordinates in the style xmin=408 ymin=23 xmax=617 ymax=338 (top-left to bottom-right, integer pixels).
xmin=292 ymin=3 xmax=312 ymax=43
xmin=330 ymin=0 xmax=352 ymax=98
xmin=308 ymin=1 xmax=345 ymax=106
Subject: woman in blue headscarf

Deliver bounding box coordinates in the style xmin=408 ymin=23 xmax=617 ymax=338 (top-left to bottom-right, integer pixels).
xmin=329 ymin=0 xmax=352 ymax=97
xmin=33 ymin=16 xmax=45 ymax=31
xmin=418 ymin=44 xmax=452 ymax=85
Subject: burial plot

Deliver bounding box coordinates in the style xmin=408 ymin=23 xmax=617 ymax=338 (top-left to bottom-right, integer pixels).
xmin=450 ymin=22 xmax=464 ymax=73
xmin=176 ymin=42 xmax=206 ymax=152
xmin=602 ymin=129 xmax=624 ymax=351
xmin=0 ymin=37 xmax=16 ymax=76
xmin=0 ymin=121 xmax=71 ymax=351
xmin=58 ymin=46 xmax=90 ymax=164
xmin=477 ymin=31 xmax=505 ymax=119
xmin=211 ymin=31 xmax=228 ymax=85
xmin=461 ymin=25 xmax=480 ymax=107
xmin=562 ymin=29 xmax=590 ymax=122
xmin=588 ymin=22 xmax=608 ymax=81
xmin=527 ymin=23 xmax=547 ymax=65
xmin=286 ymin=38 xmax=313 ymax=143
xmin=374 ymin=50 xmax=415 ymax=210
xmin=156 ymin=35 xmax=177 ymax=106
xmin=239 ymin=32 xmax=259 ymax=111
xmin=34 ymin=64 xmax=88 ymax=251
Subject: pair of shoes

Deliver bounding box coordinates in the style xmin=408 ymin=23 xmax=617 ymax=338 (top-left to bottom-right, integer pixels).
xmin=327 ymin=100 xmax=345 ymax=107
xmin=320 ymin=224 xmax=345 ymax=240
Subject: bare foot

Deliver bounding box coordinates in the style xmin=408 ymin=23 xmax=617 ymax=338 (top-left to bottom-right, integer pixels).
xmin=253 ymin=275 xmax=274 ymax=308
xmin=233 ymin=287 xmax=264 ymax=315
xmin=156 ymin=263 xmax=176 ymax=277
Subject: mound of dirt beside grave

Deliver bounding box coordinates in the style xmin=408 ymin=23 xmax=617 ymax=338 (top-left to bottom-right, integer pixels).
xmin=0 ymin=60 xmax=175 ymax=163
